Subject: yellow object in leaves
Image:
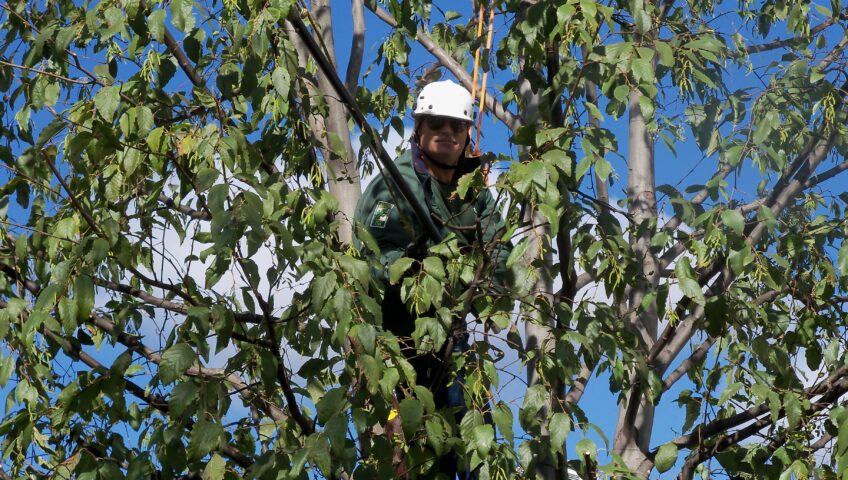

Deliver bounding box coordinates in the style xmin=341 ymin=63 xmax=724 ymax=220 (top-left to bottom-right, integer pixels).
xmin=387 ymin=408 xmax=399 ymax=421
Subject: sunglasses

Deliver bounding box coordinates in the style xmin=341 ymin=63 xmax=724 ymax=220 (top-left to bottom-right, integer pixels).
xmin=422 ymin=116 xmax=470 ymax=133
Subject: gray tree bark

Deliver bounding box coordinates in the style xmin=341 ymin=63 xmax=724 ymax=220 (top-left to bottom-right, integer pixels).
xmin=310 ymin=0 xmax=361 ymax=245
xmin=516 ymin=3 xmax=560 ymax=478
xmin=612 ymin=87 xmax=658 ymax=477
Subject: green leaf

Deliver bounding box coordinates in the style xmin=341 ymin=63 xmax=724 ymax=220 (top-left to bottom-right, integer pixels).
xmin=471 ymin=424 xmax=495 ymax=457
xmin=584 ymin=100 xmax=604 ymax=122
xmin=784 ymin=394 xmax=802 ymax=430
xmin=519 ymin=384 xmax=547 ymax=428
xmin=548 ymin=412 xmax=570 ymax=452
xmin=838 ymin=242 xmax=848 ymax=275
xmin=422 ymin=256 xmax=444 ymax=281
xmin=359 ymin=355 xmax=380 ymax=394
xmin=170 ymin=0 xmax=196 ymax=32
xmin=655 ymin=41 xmax=674 ymax=66
xmin=195 ymin=167 xmax=219 ymax=192
xmin=721 ymin=209 xmax=745 ymax=235
xmin=675 ymin=257 xmax=705 ymax=304
xmin=188 ymin=420 xmax=224 ymax=460
xmin=351 ymin=323 xmax=375 ymax=354
xmin=94 ymin=86 xmax=121 ymax=123
xmin=594 ymin=157 xmax=612 ymax=181
xmin=34 ymin=283 xmax=62 ymax=312
xmin=58 ymin=297 xmax=78 ymax=332
xmin=147 ymin=127 xmax=169 ymax=154
xmin=655 ymin=442 xmax=678 ymax=472
xmin=74 ymin=275 xmax=95 ymax=321
xmin=271 ymin=66 xmax=290 ymax=97
xmin=53 ymin=217 xmax=78 ymax=240
xmin=493 ymin=401 xmax=514 ymax=445
xmin=159 ymin=343 xmax=196 ymax=384
xmin=311 ymin=272 xmax=337 ymax=306
xmin=122 ymin=149 xmax=142 ymax=176
xmin=412 ymin=385 xmax=435 ymax=414
xmin=631 ymin=58 xmax=654 ymax=83
xmin=399 ymin=398 xmax=423 ymax=436
xmin=634 ymin=8 xmax=652 ymax=33
xmin=456 ymin=170 xmax=484 ymax=199
xmin=575 ymin=437 xmax=597 ymax=459
xmin=202 ymin=453 xmax=226 ymax=480
xmin=169 ymin=381 xmax=198 ymax=417
xmin=0 ymin=355 xmax=13 ymax=387
xmin=425 ymin=418 xmax=446 ymax=456
xmin=36 ymin=117 xmax=65 ymax=148
xmin=316 ymin=387 xmax=346 ymax=423
xmin=136 ymin=106 xmax=155 ymax=135
xmin=388 ymin=257 xmax=415 ymax=284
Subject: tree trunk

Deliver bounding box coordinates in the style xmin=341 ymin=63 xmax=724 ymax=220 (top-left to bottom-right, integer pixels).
xmin=310 ymin=0 xmax=362 ymax=245
xmin=613 ymin=87 xmax=658 ymax=476
xmin=517 ymin=7 xmax=560 ymax=476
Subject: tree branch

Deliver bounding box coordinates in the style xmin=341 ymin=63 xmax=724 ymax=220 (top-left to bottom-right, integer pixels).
xmin=565 ymin=358 xmax=595 ymax=405
xmin=157 ymin=195 xmax=211 ymax=221
xmin=44 ymin=327 xmax=254 ymax=467
xmin=234 ymin=247 xmax=314 ymax=434
xmin=366 ymin=4 xmax=522 ymax=132
xmin=671 ymin=365 xmax=848 ymax=452
xmin=650 ymin=117 xmax=841 ymax=373
xmin=660 ymin=336 xmax=714 ymax=392
xmin=86 ymin=310 xmax=289 ymax=423
xmin=675 ymin=375 xmax=848 ymax=479
xmin=345 ymin=0 xmax=365 ymax=93
xmin=42 ymin=150 xmax=199 ymax=305
xmin=0 ymin=298 xmax=256 ymax=468
xmin=729 ymin=17 xmax=841 ymax=59
xmin=0 ymin=59 xmax=93 ymax=85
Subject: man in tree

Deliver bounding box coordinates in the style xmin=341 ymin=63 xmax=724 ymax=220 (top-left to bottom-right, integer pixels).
xmin=354 ymin=79 xmax=511 ymax=478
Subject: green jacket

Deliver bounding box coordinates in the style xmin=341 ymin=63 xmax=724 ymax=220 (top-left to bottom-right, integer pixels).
xmin=354 ymin=148 xmax=511 ymax=283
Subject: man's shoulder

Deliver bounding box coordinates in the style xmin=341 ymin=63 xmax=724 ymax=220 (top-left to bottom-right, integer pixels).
xmin=355 ymin=150 xmax=420 ymax=216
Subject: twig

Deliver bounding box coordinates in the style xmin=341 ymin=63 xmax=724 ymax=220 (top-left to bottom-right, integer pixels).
xmin=0 ymin=59 xmax=92 ymax=84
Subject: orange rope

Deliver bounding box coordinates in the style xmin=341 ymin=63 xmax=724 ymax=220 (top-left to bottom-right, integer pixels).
xmin=470 ymin=3 xmax=485 ymax=103
xmin=469 ymin=1 xmax=495 ymax=182
xmin=474 ymin=3 xmax=495 ymax=155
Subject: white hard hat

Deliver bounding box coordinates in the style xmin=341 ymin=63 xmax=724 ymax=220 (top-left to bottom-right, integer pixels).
xmin=413 ymin=80 xmax=474 ymax=122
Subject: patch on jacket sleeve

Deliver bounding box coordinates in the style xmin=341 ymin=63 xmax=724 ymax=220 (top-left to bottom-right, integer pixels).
xmin=369 ymin=201 xmax=395 ymax=228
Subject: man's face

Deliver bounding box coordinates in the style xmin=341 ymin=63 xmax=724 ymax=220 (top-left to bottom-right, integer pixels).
xmin=417 ymin=115 xmax=470 ymax=166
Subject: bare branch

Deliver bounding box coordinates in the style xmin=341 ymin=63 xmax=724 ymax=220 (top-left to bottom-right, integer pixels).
xmin=345 ymin=0 xmax=365 ymax=93
xmin=366 ymin=4 xmax=522 ymax=132
xmin=43 ymin=327 xmax=253 ymax=468
xmin=158 ymin=195 xmax=211 ymax=221
xmin=730 ymin=17 xmax=841 ymax=58
xmin=675 ymin=375 xmax=848 ymax=479
xmin=565 ymin=361 xmax=594 ymax=404
xmin=671 ymin=365 xmax=848 ymax=452
xmin=661 ymin=336 xmax=715 ymax=392
xmin=0 ymin=59 xmax=92 ymax=85
xmin=86 ymin=310 xmax=289 ymax=423
xmin=809 ymin=432 xmax=835 ymax=452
